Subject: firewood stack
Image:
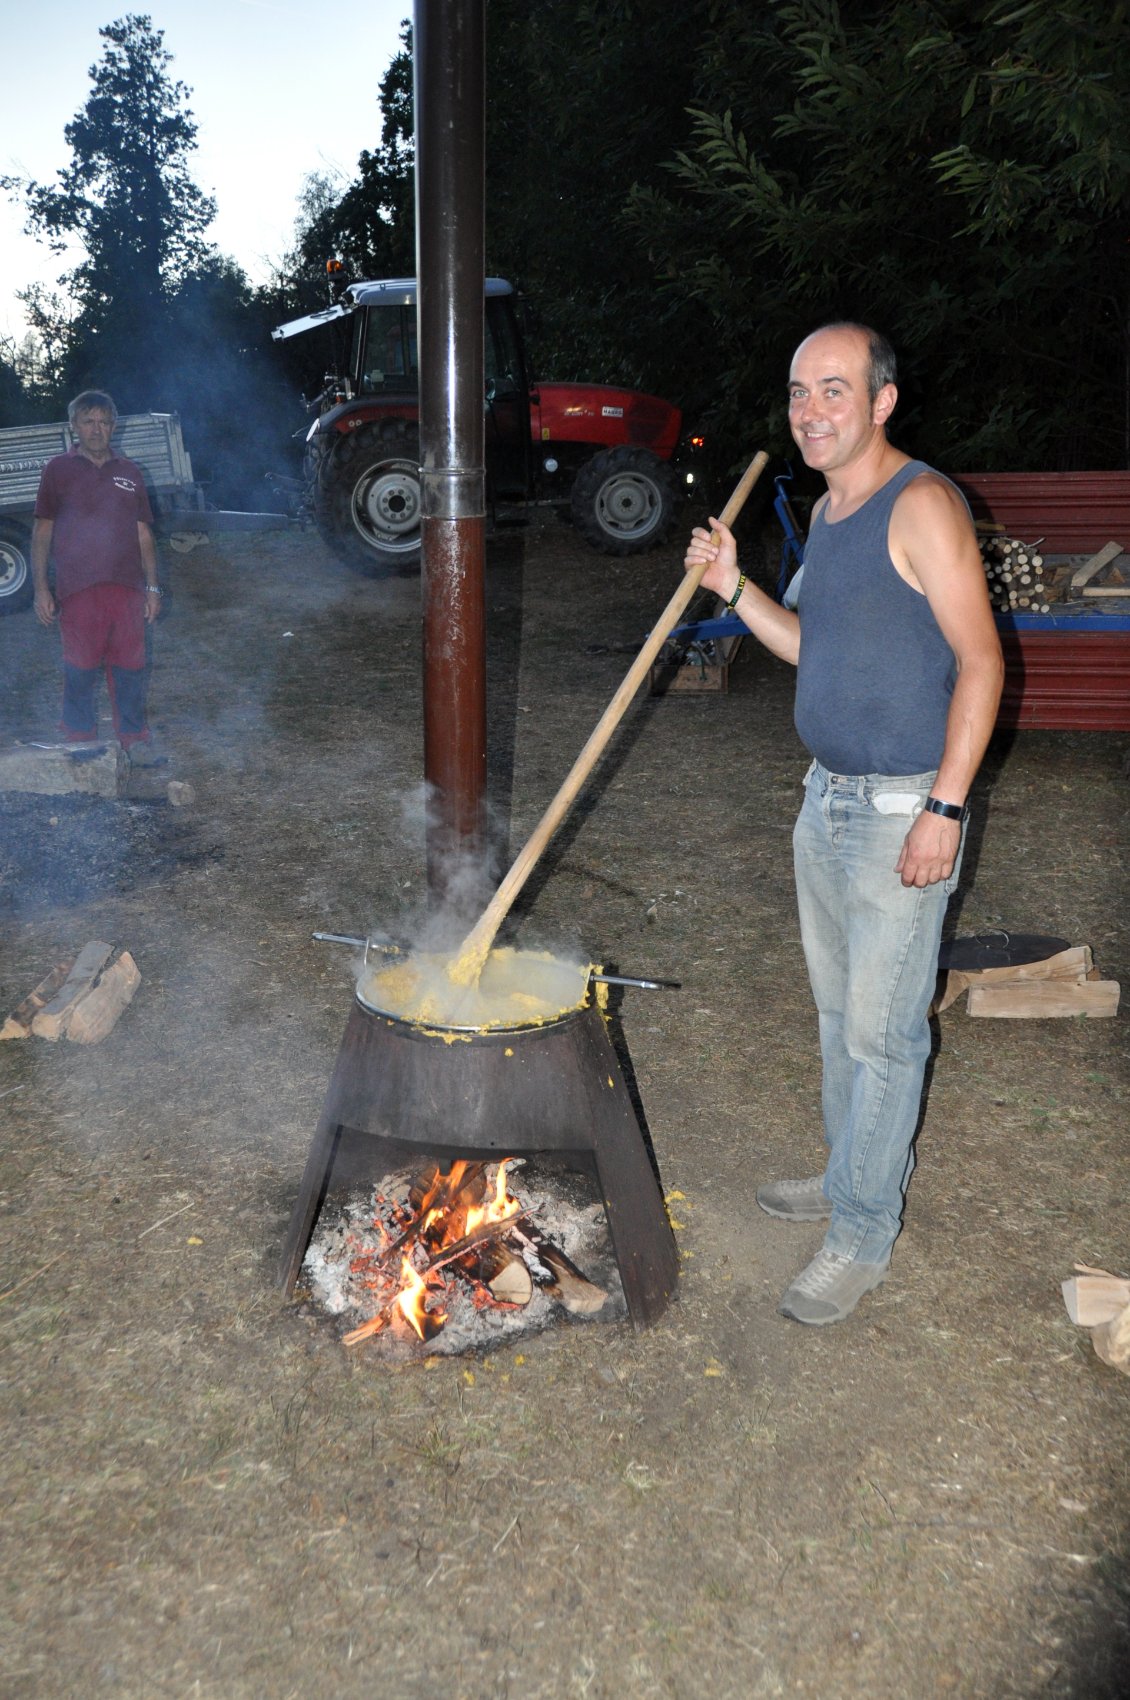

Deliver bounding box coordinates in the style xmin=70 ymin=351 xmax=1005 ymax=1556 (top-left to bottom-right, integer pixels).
xmin=978 ymin=531 xmax=1052 ymax=613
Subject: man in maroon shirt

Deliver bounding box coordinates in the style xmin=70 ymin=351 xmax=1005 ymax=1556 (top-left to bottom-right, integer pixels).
xmin=32 ymin=390 xmax=162 ymax=751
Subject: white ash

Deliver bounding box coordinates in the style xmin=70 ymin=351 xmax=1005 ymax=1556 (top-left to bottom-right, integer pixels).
xmin=301 ymin=1159 xmax=626 ymax=1357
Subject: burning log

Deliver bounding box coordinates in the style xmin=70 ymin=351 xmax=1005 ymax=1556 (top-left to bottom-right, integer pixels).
xmin=340 ymin=1210 xmax=531 ymax=1347
xmin=372 ymin=1161 xmax=489 ymax=1274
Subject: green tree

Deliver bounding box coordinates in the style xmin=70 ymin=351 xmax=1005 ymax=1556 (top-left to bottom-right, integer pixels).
xmin=626 ymin=0 xmax=1130 ymax=470
xmin=484 ymin=0 xmax=720 ymax=387
xmin=4 ymin=12 xmax=217 ymax=404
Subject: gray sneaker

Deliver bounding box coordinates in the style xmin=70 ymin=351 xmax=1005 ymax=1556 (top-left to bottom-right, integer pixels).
xmin=756 ymin=1176 xmax=831 ymax=1221
xmin=777 ymin=1248 xmax=888 ymax=1326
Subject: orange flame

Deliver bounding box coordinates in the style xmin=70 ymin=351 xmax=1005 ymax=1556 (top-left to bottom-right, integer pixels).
xmin=464 ymin=1159 xmax=520 ymax=1237
xmin=395 ymin=1255 xmax=446 ymax=1340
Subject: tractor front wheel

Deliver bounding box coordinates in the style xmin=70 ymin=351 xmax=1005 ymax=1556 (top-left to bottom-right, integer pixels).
xmin=312 ymin=421 xmax=422 ymax=573
xmin=570 ymin=447 xmax=678 ymax=556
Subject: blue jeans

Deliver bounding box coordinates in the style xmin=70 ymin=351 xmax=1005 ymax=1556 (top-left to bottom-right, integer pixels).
xmin=792 ymin=760 xmax=965 ymax=1265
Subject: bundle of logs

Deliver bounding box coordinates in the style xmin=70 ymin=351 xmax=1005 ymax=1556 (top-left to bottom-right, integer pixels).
xmin=978 ymin=531 xmax=1052 ymax=613
xmin=1 ymin=941 xmax=140 ymax=1044
xmin=931 ymin=943 xmax=1119 ymax=1019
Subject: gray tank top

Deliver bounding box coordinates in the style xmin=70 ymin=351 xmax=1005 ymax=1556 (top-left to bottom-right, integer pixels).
xmin=793 ymin=459 xmax=958 ymax=775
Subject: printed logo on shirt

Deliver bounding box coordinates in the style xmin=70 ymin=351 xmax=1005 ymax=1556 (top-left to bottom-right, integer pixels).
xmin=112 ymin=476 xmax=138 ymax=492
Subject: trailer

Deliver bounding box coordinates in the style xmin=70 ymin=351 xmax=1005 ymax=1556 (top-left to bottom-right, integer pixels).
xmin=0 ymin=412 xmax=289 ymax=614
xmin=660 ymin=468 xmax=1130 ymax=731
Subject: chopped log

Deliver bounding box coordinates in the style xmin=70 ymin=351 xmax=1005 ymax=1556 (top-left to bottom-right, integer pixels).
xmin=1062 ymin=1265 xmax=1130 ymax=1377
xmin=0 ymin=742 xmax=125 ymax=798
xmin=1093 ymin=1306 xmax=1130 ymax=1375
xmin=977 ymin=945 xmax=1092 ymax=982
xmin=480 ymin=1243 xmax=534 ymax=1306
xmin=422 ymin=1209 xmax=532 ymax=1275
xmin=1062 ymin=1264 xmax=1130 ymax=1327
xmin=30 ymin=942 xmax=115 ymax=1040
xmin=1069 ymin=540 xmax=1124 ymax=591
xmin=65 ymin=951 xmax=141 ymax=1044
xmin=966 ymin=978 xmax=1119 ymax=1019
xmin=514 ymin=1222 xmax=608 ymax=1315
xmin=1 ymin=959 xmax=75 ymax=1040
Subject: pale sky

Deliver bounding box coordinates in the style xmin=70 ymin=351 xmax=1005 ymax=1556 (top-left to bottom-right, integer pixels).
xmin=0 ymin=0 xmax=409 ymax=343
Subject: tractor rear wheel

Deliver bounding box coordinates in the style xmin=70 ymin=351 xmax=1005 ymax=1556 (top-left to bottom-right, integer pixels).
xmin=0 ymin=522 xmax=33 ymax=614
xmin=312 ymin=421 xmax=422 ymax=573
xmin=570 ymin=447 xmax=678 ymax=555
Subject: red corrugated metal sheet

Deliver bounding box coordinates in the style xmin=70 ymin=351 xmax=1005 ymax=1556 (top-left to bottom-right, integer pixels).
xmin=998 ymin=631 xmax=1130 ymax=730
xmin=953 ymin=472 xmax=1130 ymax=554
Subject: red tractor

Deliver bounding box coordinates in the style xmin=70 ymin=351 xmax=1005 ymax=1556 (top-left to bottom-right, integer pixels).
xmin=273 ymin=278 xmax=693 ymax=571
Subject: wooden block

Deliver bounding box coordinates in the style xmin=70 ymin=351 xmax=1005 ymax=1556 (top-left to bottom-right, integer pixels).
xmin=971 ymin=945 xmax=1091 ymax=984
xmin=966 ymin=978 xmax=1120 ymax=1018
xmin=1 ymin=959 xmax=76 ymax=1039
xmin=1062 ymin=1265 xmax=1130 ymax=1327
xmin=0 ymin=743 xmax=125 ymax=797
xmin=1069 ymin=540 xmax=1124 ymax=590
xmin=30 ymin=941 xmax=115 ymax=1040
xmin=65 ymin=951 xmax=141 ymax=1044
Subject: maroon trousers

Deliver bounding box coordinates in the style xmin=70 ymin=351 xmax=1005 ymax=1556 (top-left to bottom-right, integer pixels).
xmin=58 ymin=582 xmax=149 ymax=745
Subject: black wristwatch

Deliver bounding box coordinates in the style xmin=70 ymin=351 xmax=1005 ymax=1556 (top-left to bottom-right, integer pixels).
xmin=924 ymin=796 xmax=967 ymax=823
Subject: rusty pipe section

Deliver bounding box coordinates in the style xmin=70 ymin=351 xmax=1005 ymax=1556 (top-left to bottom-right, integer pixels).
xmin=414 ymin=0 xmax=488 ymax=899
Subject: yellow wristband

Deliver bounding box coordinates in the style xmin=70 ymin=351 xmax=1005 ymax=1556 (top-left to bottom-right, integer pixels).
xmin=725 ymin=572 xmax=747 ymax=610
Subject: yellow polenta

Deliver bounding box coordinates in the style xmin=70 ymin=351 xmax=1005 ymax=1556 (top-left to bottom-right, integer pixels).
xmin=357 ymin=947 xmax=594 ymax=1030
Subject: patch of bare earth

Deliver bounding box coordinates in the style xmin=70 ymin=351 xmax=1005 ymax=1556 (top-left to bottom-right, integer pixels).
xmin=1 ymin=512 xmax=1127 ymax=1699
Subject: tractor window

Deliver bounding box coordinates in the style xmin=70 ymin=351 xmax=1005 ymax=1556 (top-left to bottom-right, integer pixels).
xmin=356 ymin=305 xmax=418 ymax=394
xmin=485 ymin=298 xmax=523 ymax=396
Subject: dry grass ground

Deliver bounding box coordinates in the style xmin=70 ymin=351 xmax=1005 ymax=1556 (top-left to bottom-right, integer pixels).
xmin=1 ymin=512 xmax=1127 ymax=1700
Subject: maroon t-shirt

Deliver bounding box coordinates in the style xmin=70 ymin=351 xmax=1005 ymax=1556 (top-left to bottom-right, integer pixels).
xmin=35 ymin=448 xmax=155 ymax=600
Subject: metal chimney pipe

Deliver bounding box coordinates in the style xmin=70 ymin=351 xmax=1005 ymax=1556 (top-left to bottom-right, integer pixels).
xmin=413 ymin=0 xmax=488 ymax=904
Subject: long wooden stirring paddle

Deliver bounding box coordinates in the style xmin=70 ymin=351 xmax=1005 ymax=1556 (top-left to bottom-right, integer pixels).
xmin=447 ymin=448 xmax=771 ymax=988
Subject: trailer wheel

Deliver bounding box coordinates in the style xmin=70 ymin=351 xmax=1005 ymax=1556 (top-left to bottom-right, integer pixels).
xmin=0 ymin=522 xmax=33 ymax=614
xmin=312 ymin=421 xmax=422 ymax=573
xmin=570 ymin=447 xmax=678 ymax=555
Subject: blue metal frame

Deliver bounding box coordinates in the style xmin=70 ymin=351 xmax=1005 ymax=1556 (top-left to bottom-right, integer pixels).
xmin=996 ymin=610 xmax=1130 ymax=632
xmin=669 ymin=465 xmax=806 ymax=645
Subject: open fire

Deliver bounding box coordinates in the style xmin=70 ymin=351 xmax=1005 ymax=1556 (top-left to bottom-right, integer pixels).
xmin=301 ymin=1157 xmax=624 ymax=1354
